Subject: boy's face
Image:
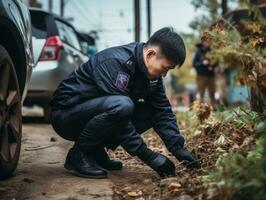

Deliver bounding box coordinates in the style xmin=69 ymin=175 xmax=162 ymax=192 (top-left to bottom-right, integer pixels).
xmin=202 ymin=40 xmax=211 ymax=48
xmin=144 ymin=47 xmax=176 ymax=80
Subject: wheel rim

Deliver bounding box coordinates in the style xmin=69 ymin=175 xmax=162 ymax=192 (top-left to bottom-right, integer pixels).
xmin=0 ymin=60 xmax=21 ymax=163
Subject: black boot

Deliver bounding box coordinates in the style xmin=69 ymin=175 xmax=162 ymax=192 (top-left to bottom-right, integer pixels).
xmin=93 ymin=148 xmax=123 ymax=170
xmin=64 ymin=147 xmax=107 ymax=178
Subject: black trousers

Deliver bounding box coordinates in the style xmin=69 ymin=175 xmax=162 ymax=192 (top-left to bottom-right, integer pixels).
xmin=51 ymin=96 xmax=153 ymax=156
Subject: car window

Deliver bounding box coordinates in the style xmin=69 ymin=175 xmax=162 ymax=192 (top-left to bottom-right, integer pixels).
xmin=55 ymin=20 xmax=70 ymax=43
xmin=65 ymin=26 xmax=81 ymax=51
xmin=30 ymin=11 xmax=47 ymax=39
xmin=55 ymin=20 xmax=81 ymax=51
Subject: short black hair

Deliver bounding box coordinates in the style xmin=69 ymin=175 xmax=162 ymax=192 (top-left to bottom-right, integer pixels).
xmin=145 ymin=27 xmax=186 ymax=67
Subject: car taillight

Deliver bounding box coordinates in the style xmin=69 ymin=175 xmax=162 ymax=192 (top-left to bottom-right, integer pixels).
xmin=39 ymin=36 xmax=63 ymax=61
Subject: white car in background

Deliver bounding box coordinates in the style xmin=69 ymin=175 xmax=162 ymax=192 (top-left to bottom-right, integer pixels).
xmin=24 ymin=8 xmax=89 ymax=121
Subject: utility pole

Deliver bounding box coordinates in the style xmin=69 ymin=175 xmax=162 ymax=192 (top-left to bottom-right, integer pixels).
xmin=147 ymin=0 xmax=151 ymax=38
xmin=48 ymin=0 xmax=53 ymax=12
xmin=60 ymin=0 xmax=65 ymax=17
xmin=134 ymin=0 xmax=140 ymax=42
xmin=221 ymin=0 xmax=228 ymax=16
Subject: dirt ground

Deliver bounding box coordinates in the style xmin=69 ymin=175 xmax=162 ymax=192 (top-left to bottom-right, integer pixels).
xmin=0 ymin=119 xmax=184 ymax=200
xmin=0 ymin=107 xmax=194 ymax=200
xmin=109 ymin=137 xmax=200 ymax=200
xmin=0 ymin=119 xmax=114 ymax=200
xmin=1 ymin=106 xmax=230 ymax=200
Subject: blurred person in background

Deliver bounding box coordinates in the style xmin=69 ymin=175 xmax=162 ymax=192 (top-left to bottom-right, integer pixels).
xmin=215 ymin=63 xmax=229 ymax=106
xmin=193 ymin=40 xmax=217 ymax=108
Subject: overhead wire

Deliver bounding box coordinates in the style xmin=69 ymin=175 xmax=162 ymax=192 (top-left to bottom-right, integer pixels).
xmin=70 ymin=1 xmax=99 ymax=28
xmin=65 ymin=5 xmax=96 ymax=30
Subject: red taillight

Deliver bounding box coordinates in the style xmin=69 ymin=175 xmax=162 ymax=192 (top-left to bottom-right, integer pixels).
xmin=39 ymin=36 xmax=63 ymax=61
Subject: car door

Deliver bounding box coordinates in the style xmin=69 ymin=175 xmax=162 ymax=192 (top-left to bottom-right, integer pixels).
xmin=55 ymin=20 xmax=88 ymax=66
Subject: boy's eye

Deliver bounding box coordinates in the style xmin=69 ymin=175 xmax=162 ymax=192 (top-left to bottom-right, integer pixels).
xmin=163 ymin=66 xmax=171 ymax=71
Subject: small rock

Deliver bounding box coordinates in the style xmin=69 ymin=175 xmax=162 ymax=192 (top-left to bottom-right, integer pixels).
xmin=177 ymin=194 xmax=193 ymax=200
xmin=168 ymin=182 xmax=181 ymax=190
xmin=136 ymin=197 xmax=145 ymax=200
xmin=23 ymin=178 xmax=34 ymax=183
xmin=122 ymin=186 xmax=132 ymax=191
xmin=47 ymin=161 xmax=60 ymax=164
xmin=160 ymin=177 xmax=178 ymax=187
xmin=143 ymin=178 xmax=152 ymax=184
xmin=50 ymin=137 xmax=57 ymax=142
xmin=194 ymin=129 xmax=202 ymax=137
xmin=128 ymin=191 xmax=143 ymax=197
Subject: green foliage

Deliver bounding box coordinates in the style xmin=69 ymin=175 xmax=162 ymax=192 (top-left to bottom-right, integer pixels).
xmin=205 ymin=133 xmax=266 ymax=200
xmin=175 ymin=110 xmax=200 ymax=139
xmin=203 ymin=2 xmax=266 ymax=110
xmin=203 ymin=108 xmax=266 ymax=199
xmin=189 ymin=0 xmax=237 ymax=34
xmin=204 ymin=20 xmax=266 ymax=69
xmin=254 ymin=121 xmax=266 ymax=135
xmin=187 ymin=2 xmax=266 ymax=199
xmin=219 ymin=106 xmax=258 ymax=127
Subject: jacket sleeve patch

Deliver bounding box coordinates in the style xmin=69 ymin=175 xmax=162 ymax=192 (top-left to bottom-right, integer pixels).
xmin=115 ymin=72 xmax=130 ymax=90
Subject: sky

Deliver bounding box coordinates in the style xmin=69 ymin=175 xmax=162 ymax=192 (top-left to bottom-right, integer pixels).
xmin=33 ymin=0 xmax=214 ymax=50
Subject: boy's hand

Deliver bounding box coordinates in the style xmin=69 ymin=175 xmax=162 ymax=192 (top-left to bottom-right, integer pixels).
xmin=173 ymin=147 xmax=201 ymax=169
xmin=202 ymin=59 xmax=209 ymax=66
xmin=137 ymin=148 xmax=175 ymax=177
xmin=148 ymin=153 xmax=176 ymax=177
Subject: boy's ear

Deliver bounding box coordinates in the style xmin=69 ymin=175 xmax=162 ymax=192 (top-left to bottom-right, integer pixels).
xmin=146 ymin=48 xmax=156 ymax=58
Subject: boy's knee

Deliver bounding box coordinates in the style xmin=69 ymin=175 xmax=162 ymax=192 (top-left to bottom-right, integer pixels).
xmin=104 ymin=96 xmax=134 ymax=117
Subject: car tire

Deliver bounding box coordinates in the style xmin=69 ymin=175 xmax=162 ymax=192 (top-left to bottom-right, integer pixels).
xmin=0 ymin=45 xmax=22 ymax=179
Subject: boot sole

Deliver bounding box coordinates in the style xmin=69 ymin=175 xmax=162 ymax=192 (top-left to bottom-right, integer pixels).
xmin=97 ymin=162 xmax=123 ymax=171
xmin=64 ymin=163 xmax=108 ymax=179
xmin=103 ymin=166 xmax=123 ymax=171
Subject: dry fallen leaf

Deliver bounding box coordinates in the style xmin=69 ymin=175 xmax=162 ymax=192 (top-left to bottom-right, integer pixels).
xmin=168 ymin=183 xmax=182 ymax=190
xmin=190 ymin=100 xmax=212 ymax=123
xmin=194 ymin=129 xmax=202 ymax=137
xmin=214 ymin=135 xmax=226 ymax=146
xmin=246 ymin=22 xmax=262 ymax=33
xmin=128 ymin=191 xmax=143 ymax=197
xmin=240 ymin=136 xmax=254 ymax=148
xmin=232 ymin=143 xmax=240 ymax=150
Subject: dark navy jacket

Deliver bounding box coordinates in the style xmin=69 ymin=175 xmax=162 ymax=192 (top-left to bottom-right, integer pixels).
xmin=51 ymin=42 xmax=184 ymax=152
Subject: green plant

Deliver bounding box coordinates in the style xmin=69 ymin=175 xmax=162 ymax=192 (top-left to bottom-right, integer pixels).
xmin=204 ymin=117 xmax=266 ymax=200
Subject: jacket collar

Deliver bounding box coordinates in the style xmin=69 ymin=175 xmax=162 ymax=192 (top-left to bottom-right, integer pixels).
xmin=135 ymin=42 xmax=149 ymax=78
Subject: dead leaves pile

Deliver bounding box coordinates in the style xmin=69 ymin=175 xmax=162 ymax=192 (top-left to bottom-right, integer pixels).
xmin=187 ymin=119 xmax=255 ymax=170
xmin=109 ymin=105 xmax=256 ymax=199
xmin=190 ymin=101 xmax=212 ymax=124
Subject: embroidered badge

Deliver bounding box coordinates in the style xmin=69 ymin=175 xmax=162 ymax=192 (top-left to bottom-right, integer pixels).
xmin=115 ymin=72 xmax=130 ymax=90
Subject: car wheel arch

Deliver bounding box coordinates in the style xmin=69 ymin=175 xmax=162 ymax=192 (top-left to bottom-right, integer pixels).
xmin=0 ymin=21 xmax=27 ymax=99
